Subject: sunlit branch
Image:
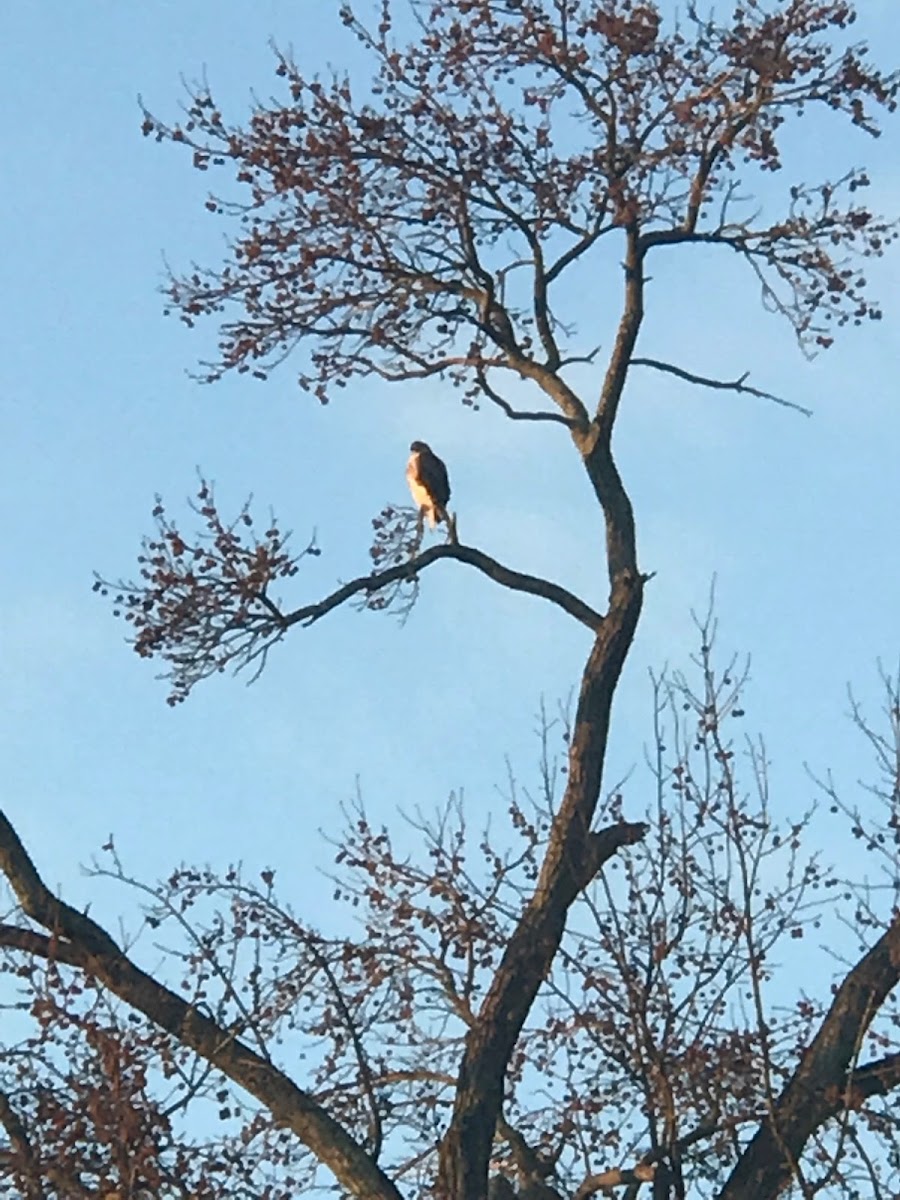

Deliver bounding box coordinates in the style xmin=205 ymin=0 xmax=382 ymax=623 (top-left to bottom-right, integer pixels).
xmin=573 ymin=1162 xmax=656 ymax=1199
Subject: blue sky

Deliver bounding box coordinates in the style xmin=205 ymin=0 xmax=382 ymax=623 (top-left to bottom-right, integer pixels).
xmin=1 ymin=0 xmax=899 ymax=959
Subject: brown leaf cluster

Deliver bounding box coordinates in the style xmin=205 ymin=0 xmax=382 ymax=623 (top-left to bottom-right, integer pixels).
xmin=92 ymin=479 xmax=317 ymax=704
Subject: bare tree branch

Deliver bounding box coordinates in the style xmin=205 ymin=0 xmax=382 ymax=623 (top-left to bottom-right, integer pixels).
xmin=631 ymin=357 xmax=813 ymax=417
xmin=438 ymin=173 xmax=650 ymax=1200
xmin=496 ymin=1111 xmax=561 ymax=1190
xmin=721 ymin=914 xmax=900 ymax=1200
xmin=282 ymin=543 xmax=605 ymax=634
xmin=439 ymin=804 xmax=648 ymax=1194
xmin=474 ymin=363 xmax=579 ymax=428
xmin=848 ymin=1051 xmax=900 ymax=1103
xmin=573 ymin=1163 xmax=656 ymax=1199
xmin=0 ymin=924 xmax=84 ymax=968
xmin=0 ymin=811 xmax=404 ymax=1200
xmin=96 ymin=494 xmax=605 ymax=703
xmin=0 ymin=1089 xmax=45 ymax=1200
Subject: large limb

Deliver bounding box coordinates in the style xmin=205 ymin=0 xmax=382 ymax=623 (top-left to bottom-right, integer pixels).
xmin=437 ymin=228 xmax=648 ymax=1200
xmin=720 ymin=915 xmax=900 ymax=1200
xmin=0 ymin=812 xmax=404 ymax=1200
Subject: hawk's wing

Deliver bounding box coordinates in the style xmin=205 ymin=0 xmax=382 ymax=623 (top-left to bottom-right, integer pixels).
xmin=418 ymin=448 xmax=450 ymax=509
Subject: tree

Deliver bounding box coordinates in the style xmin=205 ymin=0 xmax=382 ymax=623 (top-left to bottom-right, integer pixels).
xmin=2 ymin=1 xmax=899 ymax=1197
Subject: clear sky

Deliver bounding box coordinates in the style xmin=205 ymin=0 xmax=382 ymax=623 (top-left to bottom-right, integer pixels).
xmin=2 ymin=0 xmax=899 ymax=957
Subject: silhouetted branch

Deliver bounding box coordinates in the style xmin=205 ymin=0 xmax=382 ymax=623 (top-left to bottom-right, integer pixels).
xmin=631 ymin=358 xmax=813 ymax=416
xmin=558 ymin=343 xmax=603 ymax=369
xmin=474 ymin=363 xmax=579 ymax=427
xmin=283 ymin=543 xmax=604 ymax=634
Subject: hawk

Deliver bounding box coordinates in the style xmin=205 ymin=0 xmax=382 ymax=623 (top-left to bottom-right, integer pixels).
xmin=407 ymin=440 xmax=451 ymax=532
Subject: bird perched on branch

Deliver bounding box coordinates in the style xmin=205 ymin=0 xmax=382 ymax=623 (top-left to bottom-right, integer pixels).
xmin=406 ymin=440 xmax=457 ymax=542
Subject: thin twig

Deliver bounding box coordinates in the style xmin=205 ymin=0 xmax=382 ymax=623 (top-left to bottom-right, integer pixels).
xmin=632 ymin=357 xmax=813 ymax=416
xmin=558 ymin=344 xmax=603 ymax=369
xmin=475 ymin=363 xmax=579 ymax=427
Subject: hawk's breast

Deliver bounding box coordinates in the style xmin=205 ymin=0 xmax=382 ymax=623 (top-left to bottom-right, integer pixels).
xmin=407 ymin=452 xmax=434 ymax=510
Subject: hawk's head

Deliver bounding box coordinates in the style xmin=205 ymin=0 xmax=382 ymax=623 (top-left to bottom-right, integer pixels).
xmin=409 ymin=440 xmax=430 ymax=454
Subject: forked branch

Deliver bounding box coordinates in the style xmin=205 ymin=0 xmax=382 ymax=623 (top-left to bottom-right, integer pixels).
xmin=474 ymin=363 xmax=580 ymax=428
